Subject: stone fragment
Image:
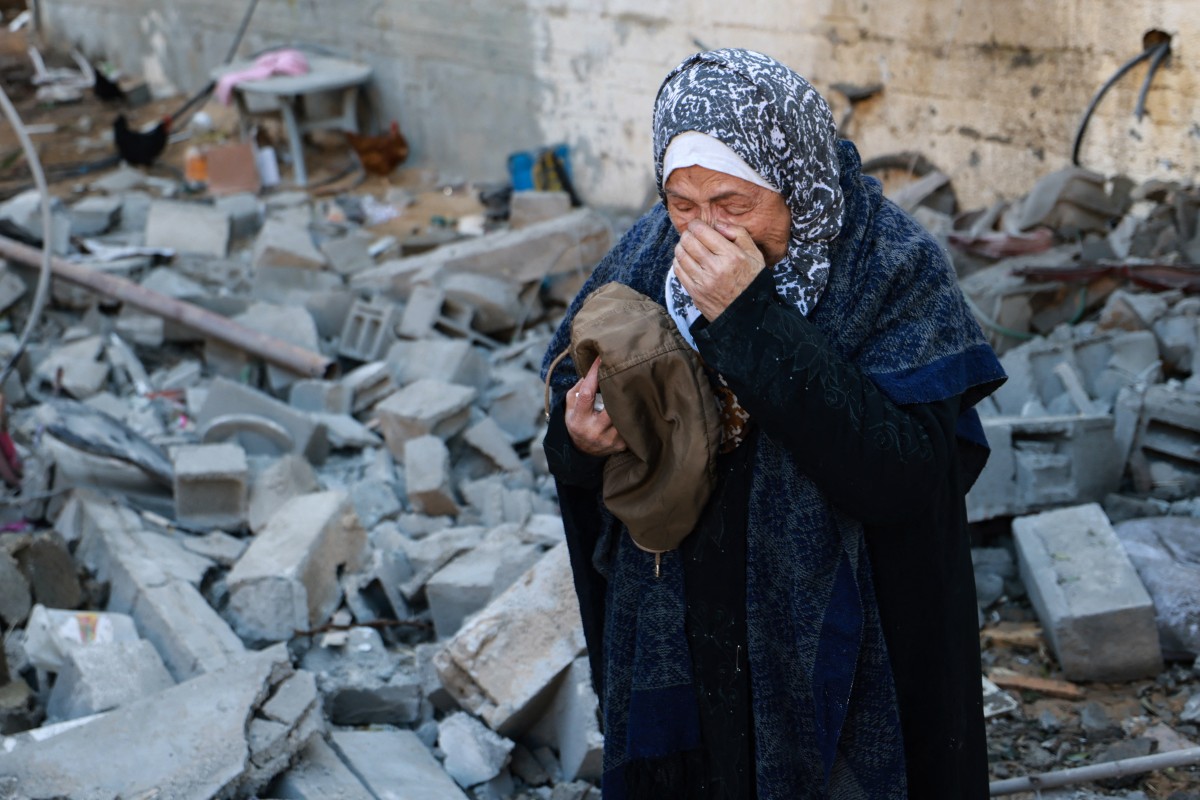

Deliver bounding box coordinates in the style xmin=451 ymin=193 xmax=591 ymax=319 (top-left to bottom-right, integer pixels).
xmin=289 ymin=379 xmax=352 ymax=415
xmin=1114 ymin=516 xmax=1200 ymax=659
xmin=387 ymin=338 xmax=492 ymax=391
xmin=1013 ymin=503 xmax=1162 ymax=681
xmin=438 ymin=711 xmax=515 ymax=788
xmin=376 ymin=378 xmax=477 ymax=456
xmin=0 ymin=551 xmax=31 ymax=628
xmin=133 ymin=579 xmax=246 ymax=681
xmin=486 ymin=366 xmax=546 ymax=443
xmin=441 ymin=272 xmax=523 ymax=334
xmin=528 ymin=656 xmax=603 ymax=781
xmin=214 ymin=192 xmax=263 ymax=238
xmin=69 ymin=195 xmax=122 ymax=237
xmin=425 ymin=529 xmax=542 ymax=639
xmin=463 ymin=417 xmax=523 ymax=472
xmin=268 ymin=735 xmax=374 ymax=799
xmin=967 ymin=414 xmax=1123 ymax=523
xmin=233 ymin=302 xmax=321 ymax=393
xmin=33 ymin=335 xmax=109 ymax=399
xmin=178 ymin=530 xmax=247 ymax=567
xmin=197 ymin=377 xmax=328 ymax=464
xmin=0 ymin=645 xmax=320 ymax=799
xmin=299 ymin=627 xmax=422 ymax=726
xmin=405 ymin=435 xmax=459 ymax=517
xmin=144 ymin=199 xmax=231 ymax=256
xmin=226 ymin=491 xmax=367 ymax=643
xmin=396 ymin=283 xmax=445 ymax=338
xmin=1128 ymin=384 xmax=1200 ymax=500
xmin=172 ymin=442 xmax=249 ymax=530
xmin=0 ymin=267 xmax=26 ymax=314
xmin=320 ymin=230 xmax=375 ymax=276
xmin=342 ymin=361 xmax=396 ymax=414
xmin=247 ymin=453 xmax=321 ymax=534
xmin=46 ymin=639 xmax=174 ymax=721
xmin=253 ymin=218 xmax=327 ymax=270
xmin=330 ymin=729 xmax=469 ymax=800
xmin=435 ymin=543 xmax=586 ymax=734
xmin=399 ymin=526 xmax=486 ymax=600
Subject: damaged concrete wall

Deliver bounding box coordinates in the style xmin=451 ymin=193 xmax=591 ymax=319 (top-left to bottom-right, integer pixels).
xmin=37 ymin=0 xmax=1200 ymax=212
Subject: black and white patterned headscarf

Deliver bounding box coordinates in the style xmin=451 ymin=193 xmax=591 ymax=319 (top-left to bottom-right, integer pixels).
xmin=654 ymin=49 xmax=844 ymax=336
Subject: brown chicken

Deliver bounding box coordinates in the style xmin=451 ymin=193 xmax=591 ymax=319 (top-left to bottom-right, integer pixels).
xmin=345 ymin=120 xmax=409 ymax=177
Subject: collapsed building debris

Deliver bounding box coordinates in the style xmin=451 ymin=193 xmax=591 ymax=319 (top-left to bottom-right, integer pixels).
xmin=0 ymin=36 xmax=1196 ymax=800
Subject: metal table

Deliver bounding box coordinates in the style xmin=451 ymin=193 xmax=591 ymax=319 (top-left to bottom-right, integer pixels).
xmin=212 ymin=55 xmax=372 ymax=187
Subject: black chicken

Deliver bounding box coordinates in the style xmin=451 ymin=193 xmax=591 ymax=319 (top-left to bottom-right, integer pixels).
xmin=91 ymin=64 xmax=126 ymax=102
xmin=113 ymin=114 xmax=171 ymax=166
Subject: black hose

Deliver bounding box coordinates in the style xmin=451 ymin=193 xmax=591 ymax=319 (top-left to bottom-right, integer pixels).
xmin=1134 ymin=41 xmax=1170 ymax=121
xmin=1071 ymin=41 xmax=1169 ymax=167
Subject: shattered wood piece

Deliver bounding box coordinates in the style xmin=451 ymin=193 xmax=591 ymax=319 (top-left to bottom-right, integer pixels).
xmin=986 ymin=669 xmax=1084 ymax=700
xmin=981 ymin=624 xmax=1044 ymax=649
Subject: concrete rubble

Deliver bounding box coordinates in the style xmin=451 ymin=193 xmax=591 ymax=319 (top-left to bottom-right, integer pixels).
xmin=0 ymin=62 xmax=1197 ymax=798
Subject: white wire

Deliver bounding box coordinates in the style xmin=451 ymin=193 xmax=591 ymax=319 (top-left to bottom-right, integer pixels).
xmin=0 ymin=83 xmax=55 ymax=387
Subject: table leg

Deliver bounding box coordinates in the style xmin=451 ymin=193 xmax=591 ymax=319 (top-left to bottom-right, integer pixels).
xmin=278 ymin=95 xmax=308 ymax=187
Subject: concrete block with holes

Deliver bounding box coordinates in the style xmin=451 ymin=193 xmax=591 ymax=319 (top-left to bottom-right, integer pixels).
xmin=338 ymin=298 xmax=402 ymax=362
xmin=172 ymin=443 xmax=249 ymax=530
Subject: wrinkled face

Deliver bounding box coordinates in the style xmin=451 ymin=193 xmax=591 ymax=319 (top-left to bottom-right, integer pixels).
xmin=663 ymin=165 xmax=792 ymax=266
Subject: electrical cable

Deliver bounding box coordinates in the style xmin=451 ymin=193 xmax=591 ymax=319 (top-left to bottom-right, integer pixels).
xmin=1134 ymin=41 xmax=1170 ymax=121
xmin=0 ymin=84 xmax=54 ymax=388
xmin=1071 ymin=41 xmax=1169 ymax=167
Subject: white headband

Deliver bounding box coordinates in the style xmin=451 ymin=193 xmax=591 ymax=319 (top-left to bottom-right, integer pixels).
xmin=661 ymin=130 xmax=779 ymax=193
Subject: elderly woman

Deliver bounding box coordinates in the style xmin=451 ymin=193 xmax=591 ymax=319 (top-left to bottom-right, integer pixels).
xmin=542 ymin=49 xmax=1005 ymax=799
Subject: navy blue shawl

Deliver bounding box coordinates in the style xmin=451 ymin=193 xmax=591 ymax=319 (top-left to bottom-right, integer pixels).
xmin=543 ymin=140 xmax=1005 ymax=798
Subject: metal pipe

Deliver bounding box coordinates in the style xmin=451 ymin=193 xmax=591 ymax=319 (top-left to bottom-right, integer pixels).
xmin=990 ymin=746 xmax=1200 ymax=796
xmin=0 ymin=234 xmax=335 ymax=379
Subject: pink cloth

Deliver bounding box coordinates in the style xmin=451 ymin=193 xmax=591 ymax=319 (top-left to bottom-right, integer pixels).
xmin=216 ymin=49 xmax=310 ymax=104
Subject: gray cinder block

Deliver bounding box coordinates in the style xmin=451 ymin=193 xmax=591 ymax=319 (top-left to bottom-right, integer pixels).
xmin=1013 ymin=503 xmax=1162 ymax=681
xmin=173 ymin=443 xmax=249 ymax=530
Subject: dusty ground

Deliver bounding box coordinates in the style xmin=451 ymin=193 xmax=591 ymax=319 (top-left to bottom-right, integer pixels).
xmin=982 ymin=591 xmax=1200 ymax=798
xmin=0 ymin=24 xmax=1198 ymax=800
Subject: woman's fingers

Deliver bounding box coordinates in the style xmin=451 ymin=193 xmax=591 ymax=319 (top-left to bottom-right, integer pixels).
xmin=565 ymin=358 xmax=627 ymax=456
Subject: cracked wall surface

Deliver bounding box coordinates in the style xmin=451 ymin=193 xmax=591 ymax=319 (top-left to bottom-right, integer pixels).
xmin=38 ymin=0 xmax=1200 ymax=213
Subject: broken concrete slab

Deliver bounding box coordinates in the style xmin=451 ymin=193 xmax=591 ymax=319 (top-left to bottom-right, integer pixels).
xmin=463 ymin=416 xmax=523 ymax=472
xmin=387 ymin=338 xmax=492 ymax=392
xmin=198 ymin=377 xmax=328 ymax=465
xmin=233 ymin=302 xmax=321 ymax=393
xmin=46 ymin=639 xmax=174 ymax=722
xmin=69 ymin=195 xmax=122 ymax=237
xmin=267 ymin=734 xmax=374 ymax=799
xmin=0 ymin=645 xmax=321 ymax=799
xmin=435 ymin=542 xmax=586 ymax=735
xmin=289 ymin=379 xmax=352 ymax=415
xmin=351 ymin=208 xmax=612 ymax=296
xmin=425 ymin=528 xmax=543 ymax=639
xmin=144 ymin=199 xmax=231 ymax=257
xmin=1114 ymin=516 xmax=1200 ymax=659
xmin=967 ymin=414 xmax=1123 ymax=523
xmin=405 ymin=434 xmax=460 ymax=517
xmin=438 ymin=710 xmax=515 ymax=788
xmin=399 ymin=525 xmax=486 ymax=600
xmin=253 ymin=218 xmax=328 ymax=271
xmin=247 ymin=453 xmax=321 ymax=533
xmin=1128 ymin=384 xmax=1200 ymax=500
xmin=1014 ymin=503 xmax=1163 ymax=681
xmin=299 ymin=627 xmax=422 ymax=726
xmin=226 ymin=491 xmax=367 ymax=643
xmin=8 ymin=530 xmax=83 ymax=611
xmin=376 ymin=378 xmax=477 ymax=457
xmin=214 ymin=192 xmax=263 ymax=239
xmin=329 ymin=728 xmax=469 ymax=800
xmin=33 ymin=335 xmax=110 ymax=399
xmin=528 ymin=656 xmax=603 ymax=782
xmin=132 ymin=579 xmax=247 ymax=681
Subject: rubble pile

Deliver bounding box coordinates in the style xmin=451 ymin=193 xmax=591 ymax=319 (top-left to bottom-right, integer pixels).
xmin=0 ymin=164 xmax=614 ymax=799
xmin=0 ymin=58 xmax=1194 ymax=798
